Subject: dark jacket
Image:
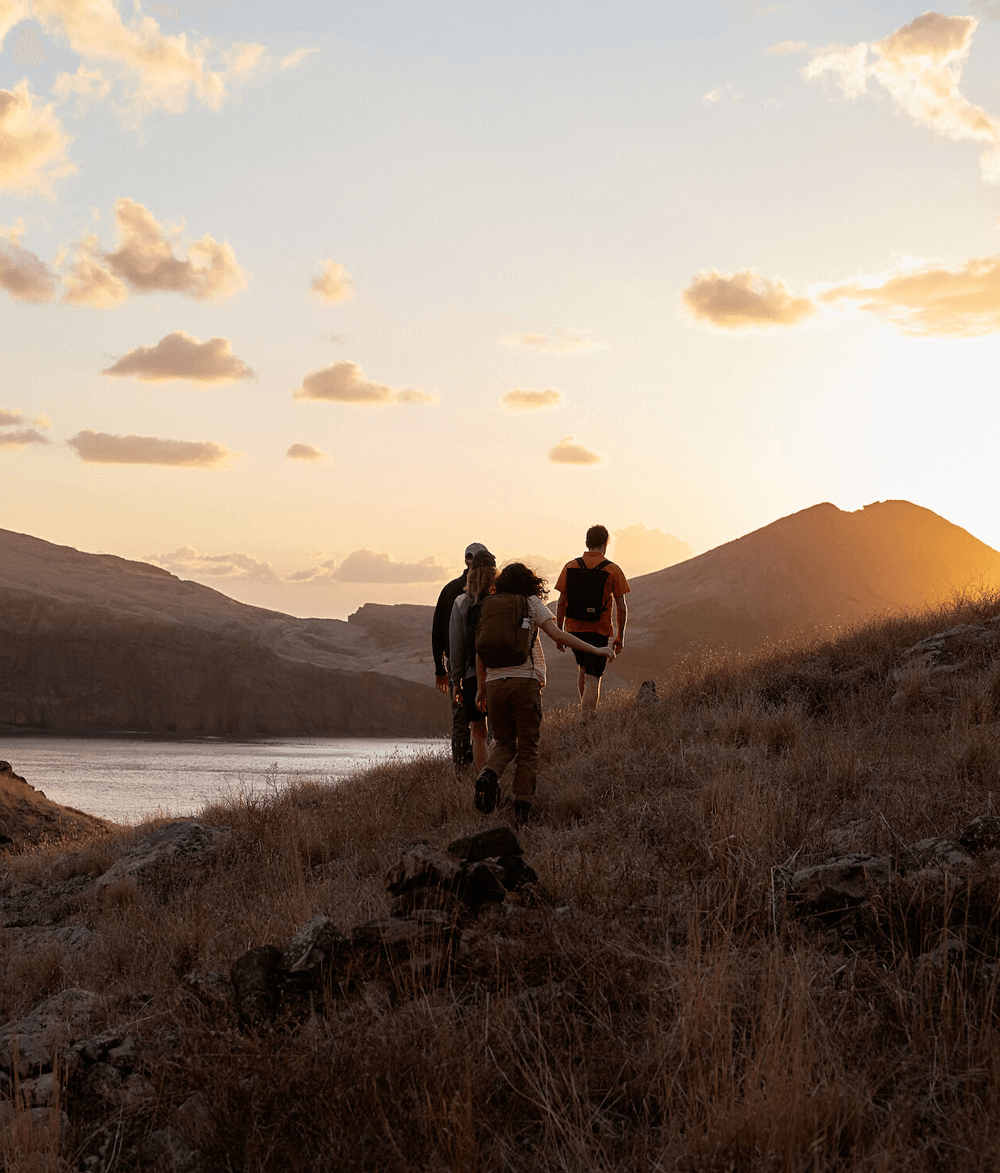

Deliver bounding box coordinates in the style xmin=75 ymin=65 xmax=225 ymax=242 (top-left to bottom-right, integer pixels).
xmin=432 ymin=571 xmax=468 ymax=676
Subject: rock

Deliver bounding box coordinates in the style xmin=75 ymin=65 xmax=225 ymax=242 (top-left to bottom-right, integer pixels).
xmin=385 ymin=843 xmax=463 ymax=895
xmin=17 ymin=1070 xmax=58 ymax=1108
xmin=461 ymin=860 xmax=508 ymax=912
xmin=917 ymin=934 xmax=966 ymax=971
xmin=0 ymin=988 xmax=101 ymax=1078
xmin=901 ymin=838 xmax=974 ymax=875
xmin=6 ymin=924 xmax=98 ymax=955
xmin=958 ymin=814 xmax=1000 ymax=854
xmin=390 ymin=886 xmax=469 ymax=919
xmin=447 ymin=826 xmax=522 ymax=863
xmin=788 ymin=855 xmax=893 ymax=911
xmin=182 ymin=969 xmax=233 ymax=1008
xmin=282 ymin=914 xmax=348 ymax=975
xmin=351 ymin=914 xmax=457 ymax=974
xmin=899 ymin=623 xmax=1000 ymax=672
xmin=230 ymin=945 xmax=283 ymax=1025
xmin=637 ymin=680 xmax=659 ymax=706
xmin=94 ymin=822 xmax=231 ymax=891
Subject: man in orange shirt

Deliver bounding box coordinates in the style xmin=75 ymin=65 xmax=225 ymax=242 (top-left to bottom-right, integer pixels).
xmin=554 ymin=524 xmax=629 ymax=718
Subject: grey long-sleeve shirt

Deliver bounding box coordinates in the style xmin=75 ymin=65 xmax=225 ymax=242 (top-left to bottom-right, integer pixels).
xmin=448 ymin=593 xmax=474 ymax=692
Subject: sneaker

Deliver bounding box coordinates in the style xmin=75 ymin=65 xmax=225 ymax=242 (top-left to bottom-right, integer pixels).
xmin=474 ymin=768 xmax=500 ymax=814
xmin=513 ymin=801 xmax=533 ymax=826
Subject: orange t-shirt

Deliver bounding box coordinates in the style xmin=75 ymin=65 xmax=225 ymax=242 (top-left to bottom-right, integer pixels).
xmin=554 ymin=552 xmax=629 ymax=637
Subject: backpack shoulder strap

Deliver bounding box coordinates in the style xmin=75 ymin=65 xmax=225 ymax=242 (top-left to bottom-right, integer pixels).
xmin=575 ymin=557 xmax=587 ymax=570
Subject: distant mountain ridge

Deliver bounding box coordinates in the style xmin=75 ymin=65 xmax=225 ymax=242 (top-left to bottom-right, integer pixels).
xmin=625 ymin=500 xmax=1000 ymax=672
xmin=1 ymin=500 xmax=998 ymax=736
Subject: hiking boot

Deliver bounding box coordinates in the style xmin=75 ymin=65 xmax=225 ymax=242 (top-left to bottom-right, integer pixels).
xmin=513 ymin=801 xmax=533 ymax=826
xmin=474 ymin=768 xmax=500 ymax=814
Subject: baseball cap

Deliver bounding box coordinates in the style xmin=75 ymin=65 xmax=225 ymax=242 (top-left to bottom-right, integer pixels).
xmin=465 ymin=542 xmax=490 ymax=561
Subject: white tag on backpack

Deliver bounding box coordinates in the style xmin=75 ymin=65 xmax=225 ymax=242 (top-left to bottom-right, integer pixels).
xmin=521 ymin=618 xmax=531 ymax=628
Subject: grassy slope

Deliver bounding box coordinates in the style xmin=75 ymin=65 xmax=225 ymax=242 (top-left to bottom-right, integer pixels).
xmin=4 ymin=593 xmax=1000 ymax=1171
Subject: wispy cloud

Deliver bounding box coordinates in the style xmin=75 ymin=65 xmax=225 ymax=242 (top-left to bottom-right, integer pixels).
xmin=681 ymin=268 xmax=817 ymax=328
xmin=0 ymin=428 xmax=50 ymax=448
xmin=703 ymin=83 xmax=740 ymax=103
xmin=146 ymin=546 xmax=279 ymax=581
xmin=766 ymin=40 xmax=808 ymax=56
xmin=291 ymin=549 xmax=451 ymax=584
xmin=0 ymin=82 xmax=76 ymax=196
xmin=310 ymin=260 xmax=355 ymax=304
xmin=28 ymin=0 xmax=267 ymax=122
xmin=820 ymin=253 xmax=1000 ymax=336
xmin=500 ymin=388 xmax=563 ymax=412
xmin=804 ymin=12 xmax=1000 ymax=182
xmin=280 ymin=46 xmax=319 ymax=69
xmin=286 ymin=443 xmax=325 ymax=461
xmin=293 ymin=361 xmax=436 ymax=405
xmin=548 ymin=435 xmax=601 ymax=465
xmin=67 ymin=430 xmax=237 ymax=467
xmin=501 ymin=328 xmax=598 ymax=353
xmin=611 ymin=523 xmax=693 ymax=576
xmin=101 ymin=331 xmax=255 ymax=383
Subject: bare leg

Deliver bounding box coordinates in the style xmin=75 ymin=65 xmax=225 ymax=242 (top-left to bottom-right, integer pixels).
xmin=581 ymin=675 xmax=601 ymax=718
xmin=577 ymin=664 xmax=586 ymax=701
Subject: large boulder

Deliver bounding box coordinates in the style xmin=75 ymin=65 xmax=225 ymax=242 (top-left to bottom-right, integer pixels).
xmin=94 ymin=822 xmax=231 ymax=891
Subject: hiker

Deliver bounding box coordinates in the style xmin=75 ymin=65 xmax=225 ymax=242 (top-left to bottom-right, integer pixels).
xmin=447 ymin=550 xmax=497 ymax=773
xmin=432 ymin=542 xmax=493 ymax=768
xmin=555 ymin=524 xmax=630 ymax=718
xmin=473 ymin=562 xmax=614 ymax=824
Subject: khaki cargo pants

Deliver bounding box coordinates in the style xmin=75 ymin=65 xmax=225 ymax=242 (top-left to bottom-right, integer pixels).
xmin=482 ymin=677 xmax=542 ymax=803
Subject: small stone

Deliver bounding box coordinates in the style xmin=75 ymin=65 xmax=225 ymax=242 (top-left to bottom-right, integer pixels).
xmin=447 ymin=826 xmax=522 ymax=862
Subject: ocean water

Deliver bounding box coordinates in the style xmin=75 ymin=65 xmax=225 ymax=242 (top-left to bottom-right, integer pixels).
xmin=0 ymin=735 xmax=447 ymax=824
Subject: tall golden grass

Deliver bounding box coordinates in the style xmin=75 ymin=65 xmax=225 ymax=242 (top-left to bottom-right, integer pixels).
xmin=3 ymin=593 xmax=1000 ymax=1170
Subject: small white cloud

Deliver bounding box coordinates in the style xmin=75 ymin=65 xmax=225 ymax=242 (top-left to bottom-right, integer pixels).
xmin=101 ymin=331 xmax=255 ymax=383
xmin=146 ymin=546 xmax=279 ymax=581
xmin=310 ymin=260 xmax=355 ymax=304
xmin=292 ymin=549 xmax=451 ymax=583
xmin=293 ymin=360 xmax=435 ymax=405
xmin=501 ymin=328 xmax=598 ymax=353
xmin=766 ymin=40 xmax=809 ymax=56
xmin=67 ymin=430 xmax=237 ymax=467
xmin=548 ymin=435 xmax=602 ymax=466
xmin=500 ymin=388 xmax=564 ymax=412
xmin=286 ymin=443 xmax=325 ymax=461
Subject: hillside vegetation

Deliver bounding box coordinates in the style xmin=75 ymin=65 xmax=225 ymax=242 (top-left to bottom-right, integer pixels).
xmin=4 ymin=592 xmax=1000 ymax=1171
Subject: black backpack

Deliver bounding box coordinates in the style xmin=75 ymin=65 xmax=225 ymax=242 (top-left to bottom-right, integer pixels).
xmin=564 ymin=558 xmax=611 ymax=622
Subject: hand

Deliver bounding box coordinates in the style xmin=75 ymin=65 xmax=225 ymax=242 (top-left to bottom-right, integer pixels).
xmin=476 ymin=688 xmax=486 ymax=710
xmin=435 ymin=674 xmax=450 ymax=694
xmin=556 ymin=639 xmax=567 ymax=653
xmin=453 ymin=686 xmax=463 ymax=704
xmin=613 ymin=638 xmax=624 ymax=654
xmin=603 ymin=647 xmax=616 ymax=661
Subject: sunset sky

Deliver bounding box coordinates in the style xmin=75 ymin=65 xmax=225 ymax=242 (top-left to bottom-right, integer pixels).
xmin=3 ymin=0 xmax=1000 ymax=619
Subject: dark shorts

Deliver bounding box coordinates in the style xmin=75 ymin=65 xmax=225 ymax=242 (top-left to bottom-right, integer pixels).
xmin=572 ymin=632 xmax=610 ymax=678
xmin=460 ymin=677 xmax=487 ymax=723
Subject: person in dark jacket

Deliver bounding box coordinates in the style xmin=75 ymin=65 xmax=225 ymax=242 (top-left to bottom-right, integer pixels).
xmin=433 ymin=541 xmax=491 ymax=767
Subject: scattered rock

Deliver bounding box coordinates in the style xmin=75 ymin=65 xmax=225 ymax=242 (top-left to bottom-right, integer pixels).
xmin=0 ymin=988 xmax=101 ymax=1078
xmin=958 ymin=814 xmax=1000 ymax=854
xmin=385 ymin=843 xmax=463 ymax=895
xmin=637 ymin=680 xmax=659 ymax=707
xmin=788 ymin=855 xmax=893 ymax=912
xmin=447 ymin=825 xmax=521 ymax=863
xmin=230 ymin=945 xmax=283 ymax=1026
xmin=282 ymin=914 xmax=348 ymax=976
xmin=94 ymin=822 xmax=231 ymax=892
xmin=901 ymin=837 xmax=975 ymax=875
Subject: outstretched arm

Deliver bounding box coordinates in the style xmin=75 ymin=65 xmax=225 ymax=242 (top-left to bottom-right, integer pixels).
xmin=554 ymin=593 xmax=568 ymax=653
xmin=540 ymin=618 xmax=615 ymax=659
xmin=613 ymin=595 xmax=627 ymax=653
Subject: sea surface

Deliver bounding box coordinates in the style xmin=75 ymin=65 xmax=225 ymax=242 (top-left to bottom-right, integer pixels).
xmin=0 ymin=735 xmax=447 ymax=824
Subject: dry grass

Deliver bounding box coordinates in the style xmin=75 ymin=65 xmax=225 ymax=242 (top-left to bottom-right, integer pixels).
xmin=4 ymin=594 xmax=1000 ymax=1169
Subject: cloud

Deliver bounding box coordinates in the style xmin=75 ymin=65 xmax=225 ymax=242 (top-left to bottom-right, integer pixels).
xmin=0 ymin=428 xmax=50 ymax=448
xmin=27 ymin=0 xmax=268 ymax=121
xmin=60 ymin=233 xmax=129 ymax=307
xmin=682 ymin=268 xmax=817 ymax=328
xmin=51 ymin=65 xmax=113 ymax=109
xmin=146 ymin=4 xmax=179 ymax=19
xmin=101 ymin=331 xmax=255 ymax=383
xmin=0 ymin=408 xmax=25 ymax=426
xmin=293 ymin=361 xmax=436 ymax=405
xmin=767 ymin=40 xmax=809 ymax=55
xmin=0 ymin=82 xmax=76 ymax=196
xmin=610 ymin=524 xmax=694 ymax=576
xmin=804 ymin=12 xmax=1000 ymax=182
xmin=67 ymin=430 xmax=236 ymax=467
xmin=500 ymin=388 xmax=563 ymax=412
xmin=548 ymin=435 xmax=601 ymax=465
xmin=501 ymin=328 xmax=597 ymax=353
xmin=12 ymin=20 xmax=45 ymax=63
xmin=280 ymin=47 xmax=319 ymax=69
xmin=703 ymin=83 xmax=740 ymax=103
xmin=0 ymin=232 xmax=60 ymax=303
xmin=146 ymin=546 xmax=280 ymax=581
xmin=310 ymin=260 xmax=355 ymax=304
xmin=102 ymin=198 xmax=247 ymax=299
xmin=286 ymin=443 xmax=325 ymax=461
xmin=293 ymin=549 xmax=451 ymax=584
xmin=820 ymin=253 xmax=1000 ymax=336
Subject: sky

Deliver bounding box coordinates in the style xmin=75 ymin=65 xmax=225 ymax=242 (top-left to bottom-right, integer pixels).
xmin=2 ymin=0 xmax=1000 ymax=619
